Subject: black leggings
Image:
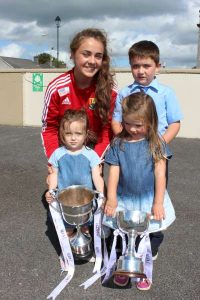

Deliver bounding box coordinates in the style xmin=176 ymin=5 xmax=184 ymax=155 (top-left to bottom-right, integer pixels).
xmin=135 ymin=231 xmax=164 ymax=256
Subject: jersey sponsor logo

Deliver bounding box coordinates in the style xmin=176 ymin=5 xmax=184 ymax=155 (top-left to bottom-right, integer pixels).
xmin=58 ymin=87 xmax=70 ymax=97
xmin=88 ymin=97 xmax=96 ymax=110
xmin=62 ymin=97 xmax=71 ymax=105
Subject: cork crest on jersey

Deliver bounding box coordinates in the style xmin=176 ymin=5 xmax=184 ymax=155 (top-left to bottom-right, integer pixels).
xmin=88 ymin=98 xmax=96 ymax=110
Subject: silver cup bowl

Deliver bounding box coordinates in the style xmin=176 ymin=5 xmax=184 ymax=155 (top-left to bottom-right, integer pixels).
xmin=58 ymin=185 xmax=96 ymax=226
xmin=57 ymin=185 xmax=96 ymax=260
xmin=117 ymin=210 xmax=150 ymax=234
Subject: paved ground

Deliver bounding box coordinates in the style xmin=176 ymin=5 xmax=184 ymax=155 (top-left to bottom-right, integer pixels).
xmin=0 ymin=125 xmax=200 ymax=300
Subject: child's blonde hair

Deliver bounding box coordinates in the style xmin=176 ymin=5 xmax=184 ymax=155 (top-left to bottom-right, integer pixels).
xmin=59 ymin=109 xmax=97 ymax=146
xmin=119 ymin=92 xmax=164 ymax=161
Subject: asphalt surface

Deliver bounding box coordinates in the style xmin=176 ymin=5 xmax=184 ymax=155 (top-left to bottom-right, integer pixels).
xmin=0 ymin=125 xmax=200 ymax=300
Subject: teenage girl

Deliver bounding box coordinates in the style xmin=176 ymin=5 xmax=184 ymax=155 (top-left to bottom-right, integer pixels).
xmin=41 ymin=28 xmax=117 ymax=160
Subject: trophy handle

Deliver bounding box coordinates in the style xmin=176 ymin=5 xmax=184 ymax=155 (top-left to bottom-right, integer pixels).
xmin=149 ymin=215 xmax=166 ymax=231
xmin=149 ymin=215 xmax=164 ymax=221
xmin=49 ymin=188 xmax=58 ymax=199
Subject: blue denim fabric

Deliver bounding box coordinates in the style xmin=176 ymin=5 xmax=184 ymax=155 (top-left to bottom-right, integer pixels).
xmin=103 ymin=139 xmax=175 ymax=233
xmin=102 ymin=191 xmax=175 ymax=233
xmin=49 ymin=146 xmax=101 ymax=191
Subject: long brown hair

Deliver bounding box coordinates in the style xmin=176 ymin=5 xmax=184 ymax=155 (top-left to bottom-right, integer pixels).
xmin=119 ymin=92 xmax=164 ymax=161
xmin=70 ymin=28 xmax=115 ymax=124
xmin=59 ymin=109 xmax=97 ymax=146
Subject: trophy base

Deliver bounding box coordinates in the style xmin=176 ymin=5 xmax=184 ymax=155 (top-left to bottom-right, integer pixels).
xmin=113 ymin=270 xmax=146 ymax=279
xmin=73 ymin=250 xmax=93 ymax=262
xmin=70 ymin=231 xmax=93 ymax=261
xmin=114 ymin=255 xmax=146 ymax=279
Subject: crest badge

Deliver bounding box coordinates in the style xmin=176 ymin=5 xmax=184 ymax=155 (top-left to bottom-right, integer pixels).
xmin=88 ymin=98 xmax=96 ymax=110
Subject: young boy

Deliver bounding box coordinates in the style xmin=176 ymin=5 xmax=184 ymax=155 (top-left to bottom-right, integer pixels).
xmin=111 ymin=40 xmax=182 ymax=290
xmin=112 ymin=40 xmax=182 ymax=144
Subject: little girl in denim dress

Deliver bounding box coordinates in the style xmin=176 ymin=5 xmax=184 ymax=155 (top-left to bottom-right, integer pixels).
xmin=103 ymin=92 xmax=175 ymax=290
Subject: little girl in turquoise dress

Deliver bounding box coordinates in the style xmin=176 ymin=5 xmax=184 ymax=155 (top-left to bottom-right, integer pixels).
xmin=103 ymin=92 xmax=175 ymax=290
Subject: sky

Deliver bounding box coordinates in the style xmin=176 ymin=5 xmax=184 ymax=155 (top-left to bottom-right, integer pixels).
xmin=0 ymin=0 xmax=199 ymax=68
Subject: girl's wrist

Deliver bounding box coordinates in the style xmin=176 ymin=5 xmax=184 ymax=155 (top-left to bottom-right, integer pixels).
xmin=153 ymin=195 xmax=164 ymax=203
xmin=106 ymin=198 xmax=117 ymax=207
xmin=153 ymin=201 xmax=164 ymax=207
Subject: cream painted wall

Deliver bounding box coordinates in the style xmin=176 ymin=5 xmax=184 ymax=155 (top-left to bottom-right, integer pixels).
xmin=0 ymin=72 xmax=23 ymax=125
xmin=158 ymin=73 xmax=199 ymax=139
xmin=0 ymin=69 xmax=199 ymax=138
xmin=23 ymin=72 xmax=60 ymax=126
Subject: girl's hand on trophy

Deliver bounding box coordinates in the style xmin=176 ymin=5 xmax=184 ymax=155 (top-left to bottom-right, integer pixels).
xmin=45 ymin=191 xmax=54 ymax=203
xmin=104 ymin=199 xmax=117 ymax=217
xmin=152 ymin=203 xmax=166 ymax=220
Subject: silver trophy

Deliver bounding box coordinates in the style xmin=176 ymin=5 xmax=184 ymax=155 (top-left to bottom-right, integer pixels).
xmin=114 ymin=210 xmax=150 ymax=278
xmin=57 ymin=185 xmax=97 ymax=261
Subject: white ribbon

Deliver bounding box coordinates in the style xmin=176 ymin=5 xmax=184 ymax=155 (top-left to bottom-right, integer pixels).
xmin=92 ymin=196 xmax=103 ymax=273
xmin=79 ymin=227 xmax=110 ymax=290
xmin=79 ymin=266 xmax=107 ymax=289
xmin=80 ymin=195 xmax=105 ymax=289
xmin=133 ymin=232 xmax=153 ymax=282
xmin=101 ymin=227 xmax=109 ymax=267
xmin=121 ymin=231 xmax=127 ymax=256
xmin=47 ymin=201 xmax=75 ymax=300
xmin=102 ymin=229 xmax=126 ymax=284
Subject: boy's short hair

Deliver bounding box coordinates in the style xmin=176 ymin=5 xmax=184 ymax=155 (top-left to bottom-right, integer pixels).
xmin=128 ymin=40 xmax=160 ymax=65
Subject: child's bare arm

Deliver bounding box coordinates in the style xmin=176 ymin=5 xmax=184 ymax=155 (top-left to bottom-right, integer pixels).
xmin=163 ymin=121 xmax=180 ymax=144
xmin=104 ymin=165 xmax=119 ymax=217
xmin=111 ymin=120 xmax=123 ymax=136
xmin=45 ymin=167 xmax=58 ymax=203
xmin=152 ymin=158 xmax=166 ymax=220
xmin=92 ymin=165 xmax=104 ymax=194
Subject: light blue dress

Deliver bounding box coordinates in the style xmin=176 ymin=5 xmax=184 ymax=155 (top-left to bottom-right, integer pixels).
xmin=49 ymin=145 xmax=101 ymax=191
xmin=103 ymin=138 xmax=176 ymax=233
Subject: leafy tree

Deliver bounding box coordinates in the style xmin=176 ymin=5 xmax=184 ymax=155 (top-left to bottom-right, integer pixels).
xmin=36 ymin=52 xmax=66 ymax=68
xmin=52 ymin=57 xmax=66 ymax=68
xmin=37 ymin=53 xmax=51 ymax=65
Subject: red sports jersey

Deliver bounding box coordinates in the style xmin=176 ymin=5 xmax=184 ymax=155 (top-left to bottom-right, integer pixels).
xmin=41 ymin=69 xmax=117 ymax=159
